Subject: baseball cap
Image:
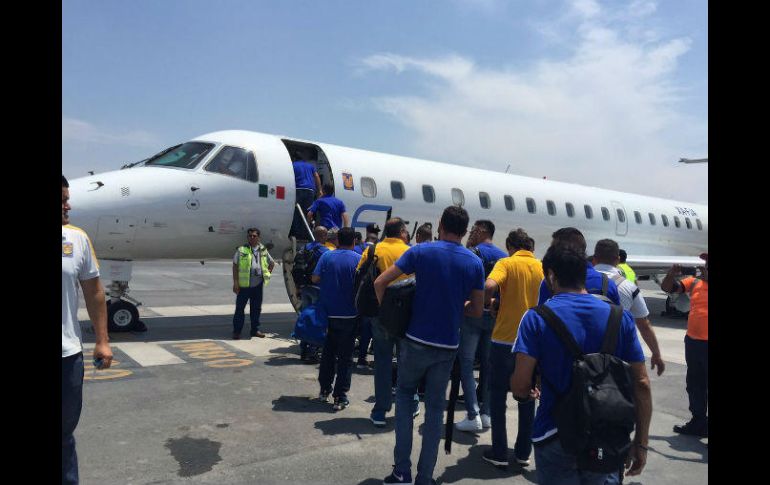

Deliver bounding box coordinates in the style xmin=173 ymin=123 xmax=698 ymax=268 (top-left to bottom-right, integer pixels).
xmin=366 ymin=223 xmax=381 ymax=234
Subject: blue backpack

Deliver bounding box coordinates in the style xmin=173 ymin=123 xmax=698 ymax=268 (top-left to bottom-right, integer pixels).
xmin=291 ymin=304 xmax=328 ymax=347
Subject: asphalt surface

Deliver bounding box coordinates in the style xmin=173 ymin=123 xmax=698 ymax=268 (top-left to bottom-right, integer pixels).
xmin=77 ymin=260 xmax=707 ymax=484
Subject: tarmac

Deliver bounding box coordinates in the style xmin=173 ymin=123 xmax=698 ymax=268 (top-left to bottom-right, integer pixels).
xmin=77 ymin=260 xmax=708 ymax=484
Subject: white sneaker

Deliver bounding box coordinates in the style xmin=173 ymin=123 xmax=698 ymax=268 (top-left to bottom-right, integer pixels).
xmin=455 ymin=416 xmax=482 ymax=432
xmin=480 ymin=414 xmax=491 ymax=428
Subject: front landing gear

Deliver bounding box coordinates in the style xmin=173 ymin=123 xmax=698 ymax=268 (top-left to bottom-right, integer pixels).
xmin=102 ymin=261 xmax=146 ymax=332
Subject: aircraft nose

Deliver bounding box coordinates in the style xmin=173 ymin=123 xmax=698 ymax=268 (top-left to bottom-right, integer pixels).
xmin=67 ymin=172 xmax=123 ymax=237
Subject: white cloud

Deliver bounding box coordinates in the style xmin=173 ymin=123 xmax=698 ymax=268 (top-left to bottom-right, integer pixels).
xmin=62 ymin=117 xmax=159 ymax=147
xmin=357 ymin=1 xmax=707 ymax=203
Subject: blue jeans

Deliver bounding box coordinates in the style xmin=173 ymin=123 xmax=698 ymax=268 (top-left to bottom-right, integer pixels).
xmin=534 ymin=438 xmax=618 ymax=485
xmin=458 ymin=315 xmax=492 ymax=418
xmin=489 ymin=342 xmax=535 ymax=461
xmin=62 ymin=352 xmax=84 ymax=485
xmin=394 ymin=338 xmax=456 ymax=485
xmin=358 ymin=316 xmax=373 ymax=361
xmin=233 ymin=283 xmax=264 ymax=336
xmin=372 ymin=318 xmax=400 ymax=416
xmin=318 ymin=318 xmax=359 ymax=398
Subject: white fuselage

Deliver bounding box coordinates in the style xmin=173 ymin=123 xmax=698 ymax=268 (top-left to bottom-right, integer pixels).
xmin=68 ymin=130 xmax=707 ymax=266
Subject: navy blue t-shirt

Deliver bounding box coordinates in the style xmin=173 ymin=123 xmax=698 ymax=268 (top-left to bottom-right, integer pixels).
xmin=538 ymin=261 xmax=620 ymax=305
xmin=395 ymin=240 xmax=485 ymax=348
xmin=313 ymin=249 xmax=361 ymax=318
xmin=513 ymin=293 xmax=645 ymax=441
xmin=308 ymin=195 xmax=347 ymax=229
xmin=293 ymin=160 xmax=317 ymax=190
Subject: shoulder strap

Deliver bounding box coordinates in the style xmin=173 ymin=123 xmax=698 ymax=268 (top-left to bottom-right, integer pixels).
xmin=600 ymin=304 xmax=624 ymax=354
xmin=610 ymin=272 xmax=626 ymax=286
xmin=688 ymin=278 xmax=701 ymax=298
xmin=532 ymin=305 xmax=583 ymax=359
xmin=601 ymin=272 xmax=609 ymax=296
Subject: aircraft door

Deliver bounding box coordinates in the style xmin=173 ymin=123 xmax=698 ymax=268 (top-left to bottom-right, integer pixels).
xmin=610 ymin=201 xmax=628 ymax=236
xmin=96 ymin=216 xmax=138 ymax=258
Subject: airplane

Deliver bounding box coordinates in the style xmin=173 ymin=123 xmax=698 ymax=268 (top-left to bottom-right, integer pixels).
xmin=67 ymin=130 xmax=708 ymax=332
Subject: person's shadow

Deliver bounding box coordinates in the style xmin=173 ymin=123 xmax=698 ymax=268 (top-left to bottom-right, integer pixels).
xmin=437 ymin=443 xmax=537 ymax=484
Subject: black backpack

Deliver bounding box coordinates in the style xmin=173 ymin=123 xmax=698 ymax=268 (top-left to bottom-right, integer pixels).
xmin=291 ymin=247 xmax=321 ymax=287
xmin=378 ymin=276 xmax=416 ymax=338
xmin=532 ymin=304 xmax=636 ymax=474
xmin=354 ymin=244 xmax=380 ymax=317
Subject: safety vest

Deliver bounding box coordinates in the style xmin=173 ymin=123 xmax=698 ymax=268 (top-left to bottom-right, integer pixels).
xmin=237 ymin=244 xmax=271 ymax=288
xmin=618 ymin=263 xmax=636 ymax=284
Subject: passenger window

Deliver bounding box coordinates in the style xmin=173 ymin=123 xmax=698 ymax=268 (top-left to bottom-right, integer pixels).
xmin=504 ymin=195 xmax=514 ymax=211
xmin=422 ymin=185 xmax=435 ymax=203
xmin=526 ymin=197 xmax=536 ymax=214
xmin=361 ymin=177 xmax=377 ymax=198
xmin=648 ymin=213 xmax=656 ymax=225
xmin=674 ymin=216 xmax=681 ymax=228
xmin=661 ymin=214 xmax=669 ymax=227
xmin=451 ymin=188 xmax=465 ymax=207
xmin=685 ymin=217 xmax=692 ymax=229
xmin=479 ymin=192 xmax=491 ymax=209
xmin=601 ymin=207 xmax=610 ymax=221
xmin=565 ymin=202 xmax=575 ymax=218
xmin=696 ymin=218 xmax=703 ymax=230
xmin=616 ymin=209 xmax=626 ymax=223
xmin=584 ymin=205 xmax=593 ymax=219
xmin=546 ymin=200 xmax=556 ymax=216
xmin=391 ymin=181 xmax=405 ymax=200
xmin=204 ymin=146 xmax=255 ymax=182
xmin=634 ymin=211 xmax=642 ymax=224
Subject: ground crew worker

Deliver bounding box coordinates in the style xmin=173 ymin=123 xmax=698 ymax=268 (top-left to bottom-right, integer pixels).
xmin=618 ymin=249 xmax=637 ymax=284
xmin=482 ymin=228 xmax=543 ymax=469
xmin=661 ymin=253 xmax=708 ymax=438
xmin=62 ymin=175 xmax=114 ymax=485
xmin=232 ymin=228 xmax=276 ymax=339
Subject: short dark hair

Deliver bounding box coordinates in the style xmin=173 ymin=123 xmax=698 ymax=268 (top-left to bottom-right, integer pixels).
xmin=619 ymin=249 xmax=628 ymax=263
xmin=593 ymin=239 xmax=620 ymax=265
xmin=551 ymin=227 xmax=586 ymax=255
xmin=525 ymin=237 xmax=535 ymax=251
xmin=384 ymin=217 xmax=406 ymax=238
xmin=416 ymin=223 xmax=433 ymax=242
xmin=62 ymin=175 xmax=69 ymax=188
xmin=322 ymin=182 xmax=335 ymax=196
xmin=506 ymin=228 xmax=529 ymax=251
xmin=440 ymin=206 xmax=469 ymax=237
xmin=338 ymin=227 xmax=356 ymax=246
xmin=542 ymin=244 xmax=587 ymax=290
xmin=474 ymin=220 xmax=496 ymax=238
xmin=247 ymin=227 xmax=260 ymax=236
xmin=354 ymin=231 xmax=363 ymax=243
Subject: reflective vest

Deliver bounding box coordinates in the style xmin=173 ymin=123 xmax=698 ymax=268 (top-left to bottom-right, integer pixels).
xmin=237 ymin=245 xmax=271 ymax=288
xmin=618 ymin=263 xmax=636 ymax=284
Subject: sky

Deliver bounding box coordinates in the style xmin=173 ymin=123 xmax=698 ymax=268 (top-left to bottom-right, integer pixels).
xmin=63 ymin=0 xmax=707 ymax=204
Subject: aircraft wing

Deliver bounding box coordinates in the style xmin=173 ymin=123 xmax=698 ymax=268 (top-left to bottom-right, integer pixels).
xmin=626 ymin=255 xmax=705 ymax=276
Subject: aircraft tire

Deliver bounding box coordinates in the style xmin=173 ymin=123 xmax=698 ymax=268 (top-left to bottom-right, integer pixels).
xmin=107 ymin=300 xmax=140 ymax=332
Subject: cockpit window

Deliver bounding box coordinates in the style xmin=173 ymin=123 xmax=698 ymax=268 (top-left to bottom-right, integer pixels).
xmin=204 ymin=146 xmax=258 ymax=182
xmin=144 ymin=142 xmax=215 ymax=169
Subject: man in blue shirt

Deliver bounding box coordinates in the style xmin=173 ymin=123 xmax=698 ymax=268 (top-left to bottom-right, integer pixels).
xmin=307 ymin=182 xmax=349 ymax=230
xmin=375 ymin=206 xmax=485 ymax=485
xmin=511 ymin=244 xmax=652 ymax=485
xmin=537 ymin=227 xmax=621 ymax=306
xmin=290 ymin=150 xmax=322 ymax=239
xmin=455 ymin=220 xmax=507 ymax=433
xmin=311 ymin=227 xmax=362 ymax=410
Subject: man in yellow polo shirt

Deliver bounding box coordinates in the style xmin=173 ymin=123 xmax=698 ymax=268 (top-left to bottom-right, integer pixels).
xmin=357 ymin=218 xmax=414 ymax=427
xmin=661 ymin=253 xmax=708 ymax=437
xmin=482 ymin=228 xmax=544 ymax=469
